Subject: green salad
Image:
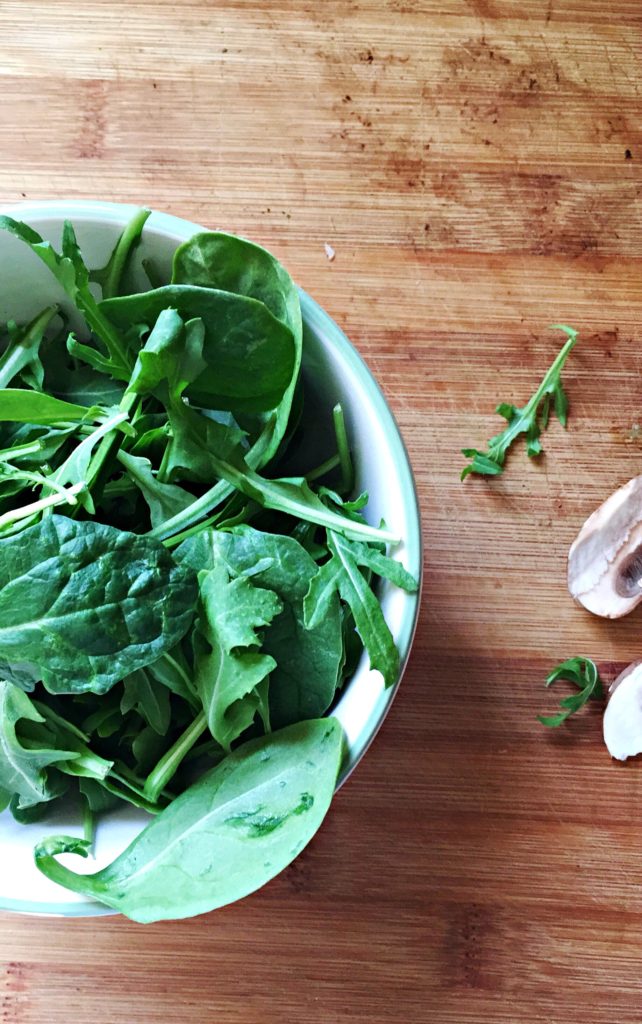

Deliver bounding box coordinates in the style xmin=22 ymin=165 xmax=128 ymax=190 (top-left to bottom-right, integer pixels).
xmin=0 ymin=209 xmax=416 ymax=921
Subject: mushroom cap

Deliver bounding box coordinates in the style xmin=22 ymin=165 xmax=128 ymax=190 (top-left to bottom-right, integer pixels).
xmin=604 ymin=661 xmax=642 ymax=760
xmin=568 ymin=474 xmax=642 ymax=618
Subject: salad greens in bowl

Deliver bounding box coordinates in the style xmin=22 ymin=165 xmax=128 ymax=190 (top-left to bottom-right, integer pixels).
xmin=0 ymin=201 xmax=421 ymax=921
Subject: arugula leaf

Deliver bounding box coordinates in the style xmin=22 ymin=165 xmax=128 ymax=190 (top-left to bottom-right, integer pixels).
xmin=193 ymin=562 xmax=282 ymax=750
xmin=180 ymin=527 xmax=344 ymax=728
xmin=0 ymin=515 xmax=197 ymax=693
xmin=0 ymin=216 xmax=132 ymax=380
xmin=461 ymin=325 xmax=578 ymax=480
xmin=27 ymin=704 xmax=114 ymax=783
xmin=538 ymin=656 xmax=605 ymax=727
xmin=90 ymin=208 xmax=151 ymax=299
xmin=304 ymin=531 xmax=417 ymax=687
xmin=0 ymin=389 xmax=103 ymax=424
xmin=34 ymin=718 xmax=344 ymax=922
xmin=164 ymin=402 xmax=247 ymax=486
xmin=116 ymin=451 xmax=194 ymax=529
xmin=78 ymin=777 xmax=120 ymax=815
xmin=0 ymin=306 xmax=57 ymax=390
xmin=0 ymin=480 xmax=86 ymax=535
xmin=159 ymin=403 xmax=398 ymax=543
xmin=146 ymin=648 xmax=197 ymax=707
xmin=42 ymin=410 xmax=130 ymax=513
xmin=126 ymin=308 xmax=206 ymax=404
xmin=0 ymin=682 xmax=78 ymax=808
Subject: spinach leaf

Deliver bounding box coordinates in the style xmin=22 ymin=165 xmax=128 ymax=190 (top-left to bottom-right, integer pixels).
xmin=0 ymin=515 xmax=197 ymax=693
xmin=11 ymin=794 xmax=58 ymax=824
xmin=100 ymin=284 xmax=296 ymax=413
xmin=194 ymin=562 xmax=281 ymax=749
xmin=34 ymin=718 xmax=343 ymax=922
xmin=172 ymin=232 xmax=301 ymax=340
xmin=172 ymin=231 xmax=302 ymax=463
xmin=304 ymin=532 xmax=417 ymax=688
xmin=0 ymin=682 xmax=78 ymax=808
xmin=181 ymin=527 xmax=343 ymax=727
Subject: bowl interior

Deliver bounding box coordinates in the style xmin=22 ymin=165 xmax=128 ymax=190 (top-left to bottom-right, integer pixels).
xmin=0 ymin=201 xmax=421 ymax=915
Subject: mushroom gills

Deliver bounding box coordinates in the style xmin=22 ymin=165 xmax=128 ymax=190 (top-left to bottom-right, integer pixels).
xmin=568 ymin=474 xmax=642 ymax=618
xmin=616 ymin=547 xmax=642 ymax=597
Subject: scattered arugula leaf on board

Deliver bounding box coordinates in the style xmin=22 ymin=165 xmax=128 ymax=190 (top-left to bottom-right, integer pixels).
xmin=461 ymin=325 xmax=578 ymax=480
xmin=0 ymin=209 xmax=417 ymax=921
xmin=538 ymin=656 xmax=604 ymax=728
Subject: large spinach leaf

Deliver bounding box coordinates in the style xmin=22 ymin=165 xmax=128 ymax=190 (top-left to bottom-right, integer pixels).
xmin=100 ymin=284 xmax=296 ymax=413
xmin=172 ymin=232 xmax=301 ymax=340
xmin=34 ymin=718 xmax=343 ymax=922
xmin=0 ymin=515 xmax=197 ymax=693
xmin=172 ymin=231 xmax=302 ymax=463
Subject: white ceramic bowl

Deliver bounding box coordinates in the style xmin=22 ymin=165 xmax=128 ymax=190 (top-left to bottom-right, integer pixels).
xmin=0 ymin=201 xmax=422 ymax=916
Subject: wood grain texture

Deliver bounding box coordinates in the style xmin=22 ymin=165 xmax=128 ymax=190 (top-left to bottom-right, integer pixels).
xmin=1 ymin=1 xmax=642 ymax=1021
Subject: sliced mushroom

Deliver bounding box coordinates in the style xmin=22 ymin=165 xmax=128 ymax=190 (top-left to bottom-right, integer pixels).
xmin=603 ymin=661 xmax=642 ymax=760
xmin=568 ymin=474 xmax=642 ymax=618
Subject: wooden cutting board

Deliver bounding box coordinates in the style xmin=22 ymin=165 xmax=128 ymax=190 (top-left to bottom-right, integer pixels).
xmin=2 ymin=2 xmax=642 ymax=1021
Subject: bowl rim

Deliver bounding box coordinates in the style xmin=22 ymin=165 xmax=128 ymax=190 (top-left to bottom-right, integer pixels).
xmin=0 ymin=199 xmax=423 ymax=917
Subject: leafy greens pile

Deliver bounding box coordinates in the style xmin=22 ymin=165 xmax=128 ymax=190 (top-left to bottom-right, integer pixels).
xmin=0 ymin=210 xmax=417 ymax=921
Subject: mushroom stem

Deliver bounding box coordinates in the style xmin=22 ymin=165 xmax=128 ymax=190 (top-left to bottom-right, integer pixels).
xmin=603 ymin=662 xmax=642 ymax=760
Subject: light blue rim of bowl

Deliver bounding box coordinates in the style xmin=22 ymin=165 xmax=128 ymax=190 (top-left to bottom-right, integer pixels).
xmin=0 ymin=200 xmax=422 ymax=917
xmin=296 ymin=286 xmax=423 ymax=784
